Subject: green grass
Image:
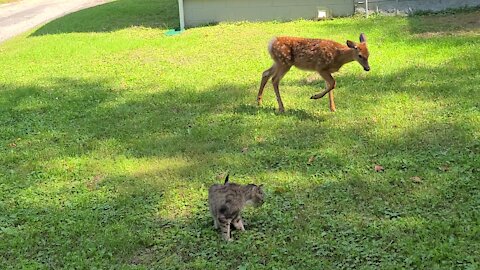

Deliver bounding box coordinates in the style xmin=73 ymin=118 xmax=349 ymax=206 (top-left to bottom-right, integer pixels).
xmin=1 ymin=1 xmax=479 ymax=269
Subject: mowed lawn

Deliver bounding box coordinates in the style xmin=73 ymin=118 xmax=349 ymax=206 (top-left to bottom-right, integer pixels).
xmin=0 ymin=0 xmax=479 ymax=268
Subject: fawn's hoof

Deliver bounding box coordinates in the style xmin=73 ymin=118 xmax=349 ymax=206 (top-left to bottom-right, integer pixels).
xmin=311 ymin=92 xmax=328 ymax=99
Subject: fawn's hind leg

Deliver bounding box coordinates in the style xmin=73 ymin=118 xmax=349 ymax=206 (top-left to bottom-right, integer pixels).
xmin=272 ymin=65 xmax=291 ymax=113
xmin=258 ymin=64 xmax=276 ymax=106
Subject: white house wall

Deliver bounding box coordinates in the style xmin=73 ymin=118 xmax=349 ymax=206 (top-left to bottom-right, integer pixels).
xmin=183 ymin=0 xmax=354 ymax=27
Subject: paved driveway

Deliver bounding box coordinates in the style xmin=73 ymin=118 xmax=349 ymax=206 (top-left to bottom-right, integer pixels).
xmin=0 ymin=0 xmax=107 ymax=43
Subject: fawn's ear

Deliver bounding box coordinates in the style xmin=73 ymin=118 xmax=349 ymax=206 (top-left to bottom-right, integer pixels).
xmin=359 ymin=33 xmax=367 ymax=43
xmin=224 ymin=174 xmax=230 ymax=184
xmin=346 ymin=40 xmax=357 ymax=49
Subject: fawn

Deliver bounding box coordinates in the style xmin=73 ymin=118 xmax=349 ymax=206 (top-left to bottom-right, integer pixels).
xmin=258 ymin=33 xmax=370 ymax=112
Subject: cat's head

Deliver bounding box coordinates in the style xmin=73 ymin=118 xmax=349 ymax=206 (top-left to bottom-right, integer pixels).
xmin=246 ymin=184 xmax=264 ymax=207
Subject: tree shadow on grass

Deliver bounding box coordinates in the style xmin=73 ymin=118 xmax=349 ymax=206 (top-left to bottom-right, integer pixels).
xmin=126 ymin=118 xmax=478 ymax=268
xmin=0 ymin=77 xmax=253 ymax=162
xmin=235 ymin=103 xmax=325 ymax=122
xmin=221 ymin=53 xmax=479 ymax=267
xmin=0 ymin=77 xmax=257 ymax=266
xmin=31 ymin=0 xmax=179 ymax=36
xmin=1 ymin=49 xmax=479 ymax=267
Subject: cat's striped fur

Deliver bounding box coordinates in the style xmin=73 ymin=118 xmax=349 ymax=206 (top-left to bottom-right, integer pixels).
xmin=208 ymin=175 xmax=264 ymax=241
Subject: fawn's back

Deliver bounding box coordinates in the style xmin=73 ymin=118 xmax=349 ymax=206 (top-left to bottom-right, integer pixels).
xmin=269 ymin=37 xmax=348 ymax=72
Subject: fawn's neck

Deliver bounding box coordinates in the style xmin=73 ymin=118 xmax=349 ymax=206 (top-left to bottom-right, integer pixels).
xmin=336 ymin=48 xmax=356 ymax=67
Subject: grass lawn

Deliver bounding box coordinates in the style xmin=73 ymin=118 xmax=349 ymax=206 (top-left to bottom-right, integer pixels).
xmin=0 ymin=0 xmax=479 ymax=269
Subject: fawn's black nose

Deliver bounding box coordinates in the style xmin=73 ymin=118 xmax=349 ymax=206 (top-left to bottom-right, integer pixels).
xmin=364 ymin=67 xmax=370 ymax=72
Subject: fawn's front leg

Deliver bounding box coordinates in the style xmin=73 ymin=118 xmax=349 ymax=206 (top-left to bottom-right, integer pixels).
xmin=272 ymin=66 xmax=291 ymax=113
xmin=310 ymin=71 xmax=337 ymax=112
xmin=328 ymin=90 xmax=336 ymax=112
xmin=258 ymin=64 xmax=276 ymax=106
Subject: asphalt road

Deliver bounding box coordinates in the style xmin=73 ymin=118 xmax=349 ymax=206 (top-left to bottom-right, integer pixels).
xmin=0 ymin=0 xmax=106 ymax=43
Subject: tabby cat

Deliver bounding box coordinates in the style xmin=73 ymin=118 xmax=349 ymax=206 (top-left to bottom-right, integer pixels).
xmin=208 ymin=174 xmax=264 ymax=241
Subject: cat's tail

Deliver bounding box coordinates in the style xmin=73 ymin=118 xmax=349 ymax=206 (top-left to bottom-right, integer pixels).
xmin=224 ymin=174 xmax=230 ymax=184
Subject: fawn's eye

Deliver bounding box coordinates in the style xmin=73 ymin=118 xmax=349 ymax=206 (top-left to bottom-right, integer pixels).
xmin=358 ymin=55 xmax=364 ymax=59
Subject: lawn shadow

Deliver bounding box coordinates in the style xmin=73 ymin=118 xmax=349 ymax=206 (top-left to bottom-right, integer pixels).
xmin=1 ymin=172 xmax=170 ymax=267
xmin=407 ymin=9 xmax=480 ymax=36
xmin=235 ymin=104 xmax=325 ymax=121
xmin=1 ymin=41 xmax=479 ymax=267
xmin=323 ymin=48 xmax=480 ymax=116
xmin=31 ymin=0 xmax=179 ymax=36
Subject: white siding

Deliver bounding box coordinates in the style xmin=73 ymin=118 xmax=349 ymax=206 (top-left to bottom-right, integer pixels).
xmin=184 ymin=0 xmax=354 ymax=27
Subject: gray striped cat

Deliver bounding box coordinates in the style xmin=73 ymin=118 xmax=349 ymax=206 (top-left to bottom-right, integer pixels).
xmin=208 ymin=175 xmax=264 ymax=241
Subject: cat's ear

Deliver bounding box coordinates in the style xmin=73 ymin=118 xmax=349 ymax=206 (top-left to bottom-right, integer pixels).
xmin=224 ymin=174 xmax=230 ymax=184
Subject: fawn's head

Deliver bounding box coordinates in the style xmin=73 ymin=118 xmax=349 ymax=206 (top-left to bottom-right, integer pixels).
xmin=245 ymin=184 xmax=264 ymax=207
xmin=347 ymin=33 xmax=370 ymax=72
